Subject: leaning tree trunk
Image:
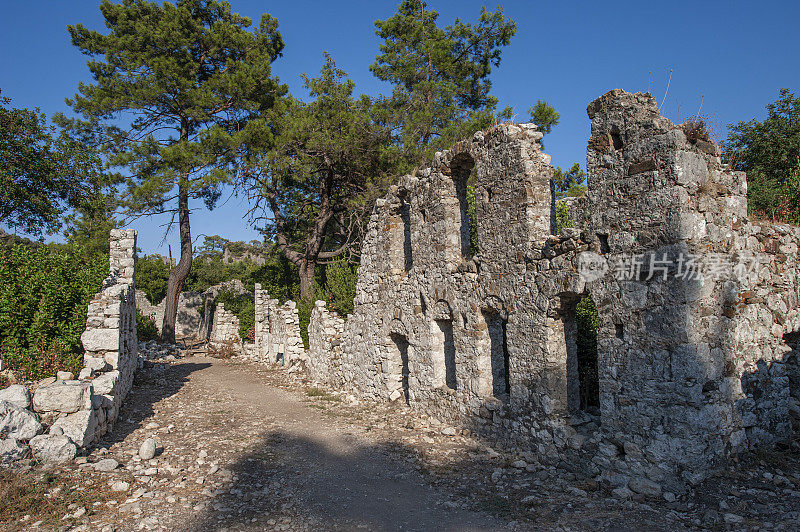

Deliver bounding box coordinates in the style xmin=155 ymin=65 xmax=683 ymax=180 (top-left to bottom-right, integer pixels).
xmin=161 ymin=179 xmax=192 ymax=343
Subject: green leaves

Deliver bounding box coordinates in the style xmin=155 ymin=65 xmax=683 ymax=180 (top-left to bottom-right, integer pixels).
xmin=0 ymin=244 xmax=107 ymax=378
xmin=528 ymin=100 xmax=560 ymax=136
xmin=0 ymin=96 xmax=97 ymax=235
xmin=724 ymin=88 xmax=800 ymax=222
xmin=370 ymin=0 xmax=516 ymax=167
xmin=68 ymin=0 xmax=286 ymax=217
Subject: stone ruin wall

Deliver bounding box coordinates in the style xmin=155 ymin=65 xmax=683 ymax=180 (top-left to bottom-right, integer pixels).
xmin=1 ymin=229 xmax=140 ymax=463
xmin=304 ymin=89 xmax=800 ymax=491
xmin=209 ymin=303 xmax=240 ymax=346
xmin=253 ymin=284 xmax=305 ymax=370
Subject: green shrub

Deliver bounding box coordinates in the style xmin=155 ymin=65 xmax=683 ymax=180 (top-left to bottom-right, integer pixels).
xmin=136 ymin=255 xmax=170 ymax=303
xmin=575 ymin=295 xmax=600 ymax=410
xmin=136 ymin=310 xmax=159 ymax=342
xmin=0 ymin=244 xmax=106 ymax=379
xmin=322 ymin=261 xmax=358 ymax=317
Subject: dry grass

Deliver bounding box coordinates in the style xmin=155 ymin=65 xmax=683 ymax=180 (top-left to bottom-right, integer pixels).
xmin=0 ymin=469 xmax=113 ymax=529
xmin=306 ymin=387 xmax=341 ymax=402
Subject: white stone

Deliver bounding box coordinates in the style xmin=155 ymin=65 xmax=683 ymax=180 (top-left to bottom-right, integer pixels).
xmin=29 ymin=434 xmax=77 ymax=463
xmin=0 ymin=438 xmax=28 ymax=462
xmin=0 ymin=384 xmax=31 ymax=409
xmin=139 ymin=437 xmax=156 ymax=460
xmin=0 ymin=400 xmax=42 ymax=440
xmin=56 ymin=371 xmax=74 ymax=381
xmin=50 ymin=409 xmax=97 ymax=448
xmin=93 ymin=458 xmax=119 ymax=471
xmin=111 ymin=481 xmax=130 ymax=492
xmin=33 ymin=382 xmax=93 ymax=414
xmin=92 ymin=370 xmax=120 ymax=395
xmin=81 ymin=328 xmax=119 ymax=352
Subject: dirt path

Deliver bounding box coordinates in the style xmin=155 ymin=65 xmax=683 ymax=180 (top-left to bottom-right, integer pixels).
xmin=183 ymin=357 xmax=505 ymax=531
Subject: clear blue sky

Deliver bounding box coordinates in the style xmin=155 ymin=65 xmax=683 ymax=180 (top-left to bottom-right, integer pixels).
xmin=2 ymin=1 xmax=798 ymax=255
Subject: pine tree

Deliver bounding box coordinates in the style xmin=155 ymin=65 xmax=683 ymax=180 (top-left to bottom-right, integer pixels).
xmin=67 ymin=0 xmax=285 ymax=342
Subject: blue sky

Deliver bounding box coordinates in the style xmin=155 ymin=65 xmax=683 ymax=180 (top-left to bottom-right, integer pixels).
xmin=2 ymin=1 xmax=798 ymax=254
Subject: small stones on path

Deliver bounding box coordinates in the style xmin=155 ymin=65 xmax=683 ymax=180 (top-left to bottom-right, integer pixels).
xmin=93 ymin=458 xmax=119 ymax=472
xmin=139 ymin=437 xmax=156 ymax=460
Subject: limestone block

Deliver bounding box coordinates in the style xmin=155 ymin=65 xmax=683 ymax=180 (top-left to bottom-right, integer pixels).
xmin=92 ymin=370 xmax=120 ymax=395
xmin=0 ymin=438 xmax=29 ymax=463
xmin=0 ymin=384 xmax=31 ymax=409
xmin=81 ymin=327 xmax=120 ymax=352
xmin=0 ymin=400 xmax=42 ymax=440
xmin=29 ymin=434 xmax=77 ymax=463
xmin=33 ymin=381 xmax=93 ymax=414
xmin=50 ymin=409 xmax=97 ymax=448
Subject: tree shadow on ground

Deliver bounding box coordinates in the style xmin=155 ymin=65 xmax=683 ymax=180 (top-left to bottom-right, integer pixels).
xmin=186 ymin=429 xmax=504 ymax=532
xmin=96 ymin=360 xmax=211 ymax=450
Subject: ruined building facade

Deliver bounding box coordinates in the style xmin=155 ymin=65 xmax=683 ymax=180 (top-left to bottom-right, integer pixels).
xmin=303 ymin=90 xmax=800 ymax=491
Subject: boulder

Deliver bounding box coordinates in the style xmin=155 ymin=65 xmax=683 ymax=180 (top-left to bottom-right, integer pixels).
xmin=32 ymin=381 xmax=92 ymax=414
xmin=0 ymin=438 xmax=28 ymax=463
xmin=0 ymin=400 xmax=42 ymax=440
xmin=50 ymin=409 xmax=97 ymax=448
xmin=56 ymin=371 xmax=74 ymax=381
xmin=29 ymin=434 xmax=77 ymax=463
xmin=0 ymin=384 xmax=31 ymax=409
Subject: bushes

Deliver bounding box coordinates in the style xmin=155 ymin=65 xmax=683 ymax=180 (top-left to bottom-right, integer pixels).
xmin=575 ymin=295 xmax=600 ymax=410
xmin=0 ymin=244 xmax=106 ymax=380
xmin=136 ymin=310 xmax=159 ymax=342
xmin=136 ymin=255 xmax=170 ymax=303
xmin=297 ymin=260 xmax=359 ymax=348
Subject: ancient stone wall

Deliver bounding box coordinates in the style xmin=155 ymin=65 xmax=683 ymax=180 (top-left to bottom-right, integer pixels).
xmin=209 ymin=303 xmax=240 ymax=346
xmin=305 ymin=90 xmax=800 ymax=491
xmin=2 ymin=229 xmax=140 ymax=463
xmin=308 ymin=301 xmax=345 ymax=383
xmin=253 ymin=284 xmax=306 ymax=370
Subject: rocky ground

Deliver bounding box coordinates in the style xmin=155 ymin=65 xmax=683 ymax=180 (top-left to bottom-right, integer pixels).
xmin=2 ymin=342 xmax=800 ymax=531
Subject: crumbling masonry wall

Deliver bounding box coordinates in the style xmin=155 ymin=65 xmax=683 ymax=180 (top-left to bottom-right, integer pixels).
xmin=306 ymin=90 xmax=800 ymax=489
xmin=253 ymin=284 xmax=306 ymax=369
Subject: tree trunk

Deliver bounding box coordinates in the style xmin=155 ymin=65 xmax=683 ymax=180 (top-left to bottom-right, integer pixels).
xmin=298 ymin=260 xmax=315 ymax=300
xmin=161 ymin=179 xmax=192 ymax=343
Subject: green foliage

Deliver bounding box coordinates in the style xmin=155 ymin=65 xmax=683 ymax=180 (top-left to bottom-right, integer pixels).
xmin=0 ymin=244 xmax=106 ymax=379
xmin=136 ymin=310 xmax=159 ymax=342
xmin=555 ymin=201 xmax=574 ymax=234
xmin=67 ymin=0 xmax=286 ymax=218
xmin=136 ymin=255 xmax=170 ymax=303
xmin=247 ymin=54 xmax=390 ymax=298
xmin=371 ymin=0 xmax=516 ymax=168
xmin=0 ymin=94 xmax=98 ymax=235
xmin=466 ymin=185 xmax=479 ymax=256
xmin=724 ymin=88 xmax=800 ymax=222
xmin=320 ymin=260 xmax=358 ymax=317
xmin=575 ymin=295 xmax=600 ymax=410
xmin=552 ymin=163 xmax=587 ymax=200
xmin=528 ymin=100 xmax=560 ymax=136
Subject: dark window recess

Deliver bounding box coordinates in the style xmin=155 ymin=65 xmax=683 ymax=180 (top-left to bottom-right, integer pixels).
xmin=401 ymin=203 xmax=412 ymax=271
xmin=597 ymin=233 xmax=610 ymax=254
xmin=615 ymin=323 xmax=624 ymax=339
xmin=452 ymin=154 xmax=475 ymax=260
xmin=436 ymin=319 xmax=457 ymax=390
xmin=390 ymin=333 xmax=410 ymax=404
xmin=484 ymin=312 xmax=510 ymax=401
xmin=611 ymin=131 xmax=624 ymax=151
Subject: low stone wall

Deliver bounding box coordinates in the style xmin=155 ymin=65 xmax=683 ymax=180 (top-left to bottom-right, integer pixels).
xmin=253 ymin=284 xmax=306 ymax=370
xmin=1 ymin=229 xmax=139 ymax=463
xmin=308 ymin=301 xmax=345 ymax=383
xmin=209 ymin=303 xmax=241 ymax=347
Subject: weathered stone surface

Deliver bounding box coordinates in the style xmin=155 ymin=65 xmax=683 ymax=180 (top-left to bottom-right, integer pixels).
xmin=93 ymin=457 xmax=119 ymax=471
xmin=56 ymin=371 xmax=74 ymax=381
xmin=33 ymin=381 xmax=92 ymax=414
xmin=29 ymin=434 xmax=77 ymax=463
xmin=92 ymin=370 xmax=120 ymax=395
xmin=0 ymin=437 xmax=28 ymax=462
xmin=0 ymin=400 xmax=42 ymax=440
xmin=80 ymin=328 xmax=120 ymax=352
xmin=139 ymin=437 xmax=156 ymax=460
xmin=0 ymin=384 xmax=31 ymax=409
xmin=50 ymin=409 xmax=97 ymax=448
